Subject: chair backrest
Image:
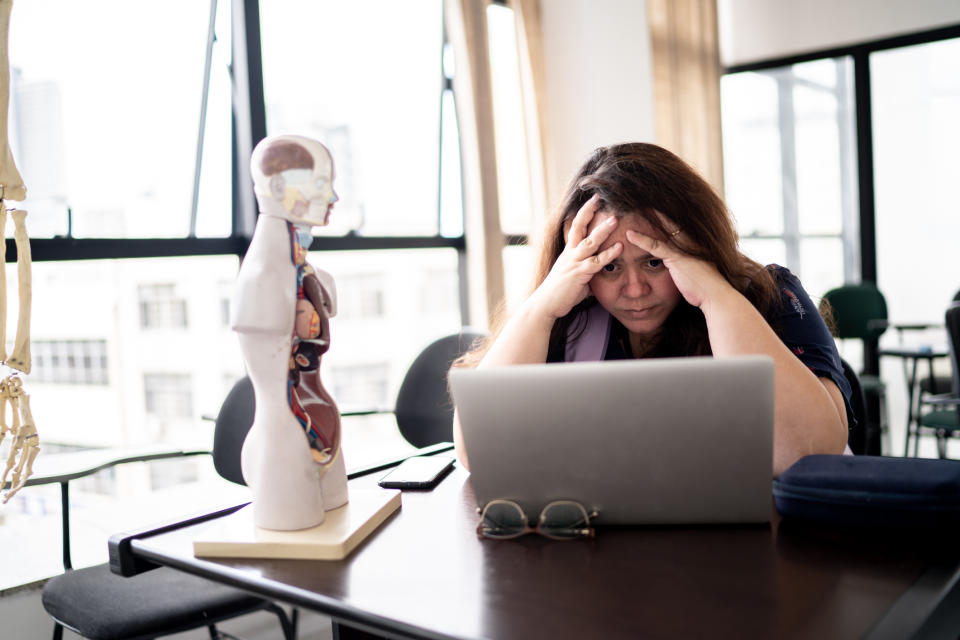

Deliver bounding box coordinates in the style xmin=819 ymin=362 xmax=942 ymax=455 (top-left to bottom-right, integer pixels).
xmin=839 ymin=357 xmax=875 ymax=455
xmin=821 ymin=283 xmax=888 ymax=341
xmin=212 ymin=376 xmax=255 ymax=486
xmin=946 ymin=302 xmax=960 ymax=397
xmin=394 ymin=329 xmax=487 ymax=448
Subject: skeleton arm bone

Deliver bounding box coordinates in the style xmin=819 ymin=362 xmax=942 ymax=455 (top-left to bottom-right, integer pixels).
xmin=0 ymin=391 xmax=19 ymax=489
xmin=3 ymin=393 xmax=38 ymax=501
xmin=7 ymin=208 xmax=30 ymax=373
xmin=0 ymin=202 xmax=6 ymax=362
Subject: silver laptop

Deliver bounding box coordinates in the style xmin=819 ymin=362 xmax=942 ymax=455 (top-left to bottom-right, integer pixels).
xmin=449 ymin=356 xmax=774 ymax=525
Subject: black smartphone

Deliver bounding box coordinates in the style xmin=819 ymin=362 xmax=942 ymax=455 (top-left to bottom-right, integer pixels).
xmin=378 ymin=455 xmax=455 ymax=490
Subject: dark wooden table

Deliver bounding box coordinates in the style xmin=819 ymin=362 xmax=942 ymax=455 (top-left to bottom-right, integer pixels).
xmin=112 ymin=465 xmax=960 ymax=640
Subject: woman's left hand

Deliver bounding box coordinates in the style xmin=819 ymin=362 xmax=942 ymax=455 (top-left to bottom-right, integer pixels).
xmin=624 ymin=223 xmax=733 ymax=310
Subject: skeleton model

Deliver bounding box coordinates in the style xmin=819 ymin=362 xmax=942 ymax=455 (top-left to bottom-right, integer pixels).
xmin=231 ymin=134 xmax=348 ymax=531
xmin=0 ymin=0 xmax=36 ymax=504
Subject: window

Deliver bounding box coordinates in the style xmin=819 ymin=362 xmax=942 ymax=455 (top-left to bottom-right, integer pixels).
xmin=420 ymin=268 xmax=460 ymax=315
xmin=144 ymin=373 xmax=194 ymax=420
xmin=336 ymin=274 xmax=386 ymax=319
xmin=721 ymin=57 xmax=858 ymax=299
xmin=872 ymin=37 xmax=960 ymax=323
xmin=31 ymin=340 xmax=108 ymax=384
xmin=8 ymin=0 xmax=233 ymax=239
xmin=313 ymin=248 xmax=462 ymax=433
xmin=259 ymin=1 xmax=446 ymax=237
xmin=138 ymin=284 xmax=189 ymax=329
xmin=487 ymin=2 xmax=534 ymax=237
xmin=2 ymin=2 xmax=467 ymax=587
xmin=331 ymin=362 xmax=390 ymax=411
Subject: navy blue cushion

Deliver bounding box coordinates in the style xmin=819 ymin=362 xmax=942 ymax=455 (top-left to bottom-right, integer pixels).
xmin=774 ymin=454 xmax=960 ymax=526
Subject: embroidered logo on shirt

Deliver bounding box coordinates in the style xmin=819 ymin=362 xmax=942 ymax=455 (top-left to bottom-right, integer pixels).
xmin=783 ymin=288 xmax=806 ymax=319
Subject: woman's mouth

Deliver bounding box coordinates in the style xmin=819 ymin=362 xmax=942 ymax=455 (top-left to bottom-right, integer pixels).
xmin=622 ymin=306 xmax=656 ymax=319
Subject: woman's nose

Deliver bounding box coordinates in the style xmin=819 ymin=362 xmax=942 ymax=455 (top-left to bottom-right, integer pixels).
xmin=621 ymin=268 xmax=650 ymax=298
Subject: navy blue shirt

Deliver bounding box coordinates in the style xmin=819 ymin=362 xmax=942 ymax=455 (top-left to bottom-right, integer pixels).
xmin=767 ymin=265 xmax=855 ymax=429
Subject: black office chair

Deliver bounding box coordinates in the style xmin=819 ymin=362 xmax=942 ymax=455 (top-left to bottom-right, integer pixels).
xmin=840 ymin=357 xmax=874 ymax=456
xmin=917 ymin=303 xmax=960 ymax=458
xmin=40 ymin=377 xmax=297 ymax=640
xmin=917 ymin=289 xmax=960 ymax=398
xmin=393 ymin=329 xmax=487 ymax=447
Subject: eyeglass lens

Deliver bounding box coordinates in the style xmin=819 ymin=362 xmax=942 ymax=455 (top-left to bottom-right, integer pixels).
xmin=479 ymin=500 xmax=529 ymax=539
xmin=539 ymin=501 xmax=592 ymax=539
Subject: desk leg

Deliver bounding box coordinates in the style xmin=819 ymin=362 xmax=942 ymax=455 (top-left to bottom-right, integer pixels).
xmin=60 ymin=481 xmax=72 ymax=571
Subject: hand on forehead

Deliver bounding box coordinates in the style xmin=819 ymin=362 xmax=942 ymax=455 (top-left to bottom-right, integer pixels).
xmin=585 ymin=211 xmax=667 ymax=253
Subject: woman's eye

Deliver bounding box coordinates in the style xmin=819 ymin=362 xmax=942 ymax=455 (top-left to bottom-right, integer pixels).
xmin=646 ymin=258 xmax=664 ymax=269
xmin=602 ymin=263 xmax=618 ymax=273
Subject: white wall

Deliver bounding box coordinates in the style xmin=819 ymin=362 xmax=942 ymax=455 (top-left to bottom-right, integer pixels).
xmin=719 ymin=0 xmax=960 ymax=66
xmin=540 ymin=0 xmax=657 ymax=205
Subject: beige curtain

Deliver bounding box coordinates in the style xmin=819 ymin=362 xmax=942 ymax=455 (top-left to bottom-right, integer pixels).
xmin=647 ymin=0 xmax=724 ymax=193
xmin=506 ymin=0 xmax=549 ymax=232
xmin=0 ymin=0 xmax=25 ymax=201
xmin=445 ymin=0 xmax=505 ymax=330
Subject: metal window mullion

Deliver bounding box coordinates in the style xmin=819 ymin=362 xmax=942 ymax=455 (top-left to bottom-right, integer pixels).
xmin=231 ymin=0 xmax=265 ymax=249
xmin=835 ymin=57 xmax=860 ymax=285
xmin=853 ymin=48 xmax=877 ymax=285
xmin=190 ymin=0 xmax=219 ymax=238
xmin=776 ymin=71 xmax=801 ymax=273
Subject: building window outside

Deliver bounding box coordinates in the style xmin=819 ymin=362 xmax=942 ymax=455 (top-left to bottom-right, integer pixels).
xmin=143 ymin=373 xmax=194 ymax=420
xmin=331 ymin=362 xmax=390 ymax=411
xmin=419 ymin=268 xmax=459 ymax=315
xmin=139 ymin=284 xmax=189 ymax=329
xmin=31 ymin=340 xmax=108 ymax=385
xmin=336 ymin=273 xmax=385 ymax=319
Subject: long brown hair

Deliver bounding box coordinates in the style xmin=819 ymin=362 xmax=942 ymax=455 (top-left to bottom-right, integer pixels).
xmin=460 ymin=142 xmax=781 ymax=365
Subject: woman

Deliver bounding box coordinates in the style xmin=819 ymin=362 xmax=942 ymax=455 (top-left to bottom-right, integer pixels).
xmin=454 ymin=143 xmax=851 ymax=477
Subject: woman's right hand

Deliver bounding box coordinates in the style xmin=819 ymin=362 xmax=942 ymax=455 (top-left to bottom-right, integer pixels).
xmin=528 ymin=194 xmax=623 ymax=320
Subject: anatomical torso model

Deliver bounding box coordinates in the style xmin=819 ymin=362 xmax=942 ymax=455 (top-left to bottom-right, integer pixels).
xmin=231 ymin=134 xmax=348 ymax=531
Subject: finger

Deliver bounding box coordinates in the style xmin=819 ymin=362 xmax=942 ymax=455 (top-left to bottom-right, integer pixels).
xmin=625 ymin=229 xmax=678 ymax=259
xmin=577 ymin=241 xmax=623 ymax=277
xmin=566 ymin=194 xmax=602 ymax=246
xmin=575 ymin=214 xmax=619 ymax=259
xmin=587 ymin=241 xmax=623 ymax=272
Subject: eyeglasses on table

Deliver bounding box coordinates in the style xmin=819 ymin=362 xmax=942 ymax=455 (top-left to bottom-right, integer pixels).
xmin=476 ymin=499 xmax=597 ymax=540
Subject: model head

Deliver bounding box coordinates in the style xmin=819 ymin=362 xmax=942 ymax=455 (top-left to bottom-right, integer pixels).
xmin=250 ymin=134 xmax=338 ymax=227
